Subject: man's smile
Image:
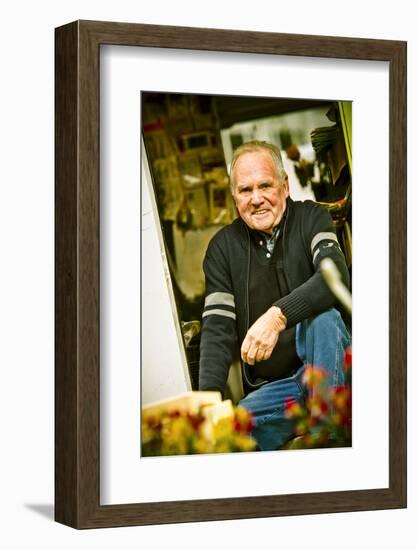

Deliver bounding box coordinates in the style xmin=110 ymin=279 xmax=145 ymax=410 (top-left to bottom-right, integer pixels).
xmin=252 ymin=209 xmax=269 ymax=216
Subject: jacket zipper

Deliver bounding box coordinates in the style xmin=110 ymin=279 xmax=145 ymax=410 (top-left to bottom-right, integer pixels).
xmin=281 ymin=200 xmax=292 ymax=292
xmin=242 ymin=225 xmax=268 ymax=391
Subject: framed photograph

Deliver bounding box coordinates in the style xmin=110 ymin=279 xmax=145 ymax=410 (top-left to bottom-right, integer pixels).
xmin=55 ymin=20 xmax=406 ymax=528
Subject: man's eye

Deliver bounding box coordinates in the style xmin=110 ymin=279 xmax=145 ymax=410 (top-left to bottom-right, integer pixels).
xmin=260 ymin=182 xmax=271 ymax=189
xmin=239 ymin=187 xmax=251 ymax=194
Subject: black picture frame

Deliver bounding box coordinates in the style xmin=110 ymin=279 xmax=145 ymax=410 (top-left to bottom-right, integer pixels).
xmin=55 ymin=20 xmax=407 ymax=528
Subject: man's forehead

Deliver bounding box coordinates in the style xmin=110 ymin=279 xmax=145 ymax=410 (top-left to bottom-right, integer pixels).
xmin=235 ymin=149 xmax=274 ymax=165
xmin=234 ymin=150 xmax=277 ymax=177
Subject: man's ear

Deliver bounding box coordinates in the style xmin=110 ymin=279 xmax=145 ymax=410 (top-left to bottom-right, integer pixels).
xmin=283 ymin=176 xmax=290 ymax=197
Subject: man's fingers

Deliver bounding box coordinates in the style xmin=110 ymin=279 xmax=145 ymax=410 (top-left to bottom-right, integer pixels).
xmin=246 ymin=345 xmax=257 ymax=365
xmin=255 ymin=346 xmax=266 ymax=363
xmin=241 ymin=338 xmax=270 ymax=365
xmin=241 ymin=338 xmax=257 ymax=365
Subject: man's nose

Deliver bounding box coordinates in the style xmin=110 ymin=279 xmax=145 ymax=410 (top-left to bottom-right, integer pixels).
xmin=250 ymin=188 xmax=263 ymax=205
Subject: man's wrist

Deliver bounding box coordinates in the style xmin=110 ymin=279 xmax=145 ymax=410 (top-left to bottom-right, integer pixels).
xmin=270 ymin=306 xmax=287 ymax=331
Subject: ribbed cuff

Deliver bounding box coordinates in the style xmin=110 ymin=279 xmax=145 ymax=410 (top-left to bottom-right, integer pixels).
xmin=274 ymin=293 xmax=312 ymax=328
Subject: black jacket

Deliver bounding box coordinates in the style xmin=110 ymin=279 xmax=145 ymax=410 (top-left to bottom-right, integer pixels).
xmin=198 ymin=198 xmax=350 ymax=395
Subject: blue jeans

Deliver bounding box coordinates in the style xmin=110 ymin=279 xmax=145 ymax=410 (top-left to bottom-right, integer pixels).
xmin=239 ymin=308 xmax=351 ymax=451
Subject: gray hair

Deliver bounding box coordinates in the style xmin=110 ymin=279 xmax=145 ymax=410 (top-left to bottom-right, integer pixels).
xmin=229 ymin=140 xmax=288 ymax=194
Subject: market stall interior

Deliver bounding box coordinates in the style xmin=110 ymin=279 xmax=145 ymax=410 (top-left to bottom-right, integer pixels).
xmin=141 ymin=92 xmax=352 ymax=404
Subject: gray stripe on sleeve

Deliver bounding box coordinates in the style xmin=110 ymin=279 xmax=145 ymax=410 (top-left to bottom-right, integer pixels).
xmin=202 ymin=309 xmax=236 ymax=320
xmin=311 ymin=232 xmax=339 ymax=254
xmin=204 ymin=292 xmax=235 ymax=308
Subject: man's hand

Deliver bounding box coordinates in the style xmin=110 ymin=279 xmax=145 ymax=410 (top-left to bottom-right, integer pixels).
xmin=241 ymin=306 xmax=287 ymax=365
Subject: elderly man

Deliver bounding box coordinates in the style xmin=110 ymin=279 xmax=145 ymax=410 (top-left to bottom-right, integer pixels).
xmin=198 ymin=140 xmax=351 ymax=450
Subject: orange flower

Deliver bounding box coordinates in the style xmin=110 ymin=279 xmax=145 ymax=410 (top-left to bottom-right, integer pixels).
xmin=301 ymin=365 xmax=327 ymax=389
xmin=330 ymin=386 xmax=351 ymax=413
xmin=307 ymin=396 xmax=329 ymax=418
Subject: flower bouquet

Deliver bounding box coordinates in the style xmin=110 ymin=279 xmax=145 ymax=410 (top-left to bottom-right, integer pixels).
xmin=142 ymin=392 xmax=256 ymax=456
xmin=284 ymin=347 xmax=352 ymax=449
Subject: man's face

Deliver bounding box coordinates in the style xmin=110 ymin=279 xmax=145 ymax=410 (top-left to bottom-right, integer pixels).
xmin=232 ymin=150 xmax=289 ymax=234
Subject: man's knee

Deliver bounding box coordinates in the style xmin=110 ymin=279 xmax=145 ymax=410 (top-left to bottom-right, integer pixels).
xmin=303 ymin=308 xmax=350 ymax=345
xmin=309 ymin=308 xmax=343 ymax=331
xmin=296 ymin=308 xmax=351 ymax=370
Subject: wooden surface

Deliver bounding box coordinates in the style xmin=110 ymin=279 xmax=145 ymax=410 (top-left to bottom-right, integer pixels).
xmin=55 ymin=20 xmax=407 ymax=528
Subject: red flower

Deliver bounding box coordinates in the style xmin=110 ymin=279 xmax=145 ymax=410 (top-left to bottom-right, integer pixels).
xmin=234 ymin=407 xmax=255 ymax=433
xmin=330 ymin=386 xmax=351 ymax=413
xmin=344 ymin=347 xmax=352 ymax=371
xmin=186 ymin=412 xmax=205 ymax=430
xmin=285 ymin=397 xmax=296 ymax=411
xmin=284 ymin=398 xmax=303 ymax=419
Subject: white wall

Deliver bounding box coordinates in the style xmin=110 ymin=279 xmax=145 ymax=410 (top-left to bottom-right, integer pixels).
xmin=1 ymin=1 xmax=415 ymax=548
